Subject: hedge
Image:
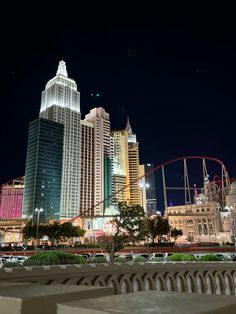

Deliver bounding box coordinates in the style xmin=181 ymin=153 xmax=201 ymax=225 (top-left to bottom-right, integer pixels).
xmin=23 ymin=251 xmax=86 ymax=266
xmin=198 ymin=254 xmax=221 ymax=261
xmin=169 ymin=253 xmax=196 ymax=261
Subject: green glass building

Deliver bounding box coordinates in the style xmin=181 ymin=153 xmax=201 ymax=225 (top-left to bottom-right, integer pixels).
xmin=22 ymin=118 xmax=64 ymax=222
xmin=104 ymin=156 xmax=112 ymax=210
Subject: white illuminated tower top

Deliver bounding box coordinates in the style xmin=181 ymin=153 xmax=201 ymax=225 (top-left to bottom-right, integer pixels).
xmin=40 ymin=60 xmax=80 ymax=113
xmin=56 ymin=59 xmax=68 ymax=77
xmin=126 ymin=117 xmax=137 ymax=143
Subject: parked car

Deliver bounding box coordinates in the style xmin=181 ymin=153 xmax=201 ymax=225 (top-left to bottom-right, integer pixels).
xmin=0 ymin=255 xmax=18 ymax=263
xmin=0 ymin=257 xmax=7 ymax=268
xmin=80 ymin=253 xmax=93 ymax=261
xmin=15 ymin=256 xmax=28 ymax=265
xmin=153 ymin=253 xmax=165 ymax=261
xmin=92 ymin=253 xmax=109 ymax=262
xmin=13 ymin=246 xmax=25 ymax=251
xmin=215 ymin=254 xmax=226 ymax=261
xmin=138 ymin=253 xmax=149 ymax=261
xmin=124 ymin=254 xmax=134 ymax=262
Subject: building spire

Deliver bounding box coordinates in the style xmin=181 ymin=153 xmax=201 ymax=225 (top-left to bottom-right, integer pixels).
xmin=56 ymin=60 xmax=68 ymax=77
xmin=126 ymin=117 xmax=133 ymax=135
xmin=126 ymin=117 xmax=137 ymax=143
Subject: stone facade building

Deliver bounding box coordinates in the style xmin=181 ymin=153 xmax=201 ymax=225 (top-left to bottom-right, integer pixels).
xmin=166 ymin=180 xmax=236 ymax=243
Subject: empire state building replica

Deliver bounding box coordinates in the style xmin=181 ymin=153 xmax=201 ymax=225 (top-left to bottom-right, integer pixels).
xmin=40 ymin=60 xmax=81 ymax=218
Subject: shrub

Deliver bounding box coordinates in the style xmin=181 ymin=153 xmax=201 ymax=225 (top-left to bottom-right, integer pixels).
xmin=134 ymin=256 xmax=146 ymax=263
xmin=114 ymin=256 xmax=125 ymax=263
xmin=23 ymin=251 xmax=86 ymax=266
xmin=92 ymin=256 xmax=107 ymax=263
xmin=170 ymin=253 xmax=196 ymax=262
xmin=199 ymin=254 xmax=221 ymax=261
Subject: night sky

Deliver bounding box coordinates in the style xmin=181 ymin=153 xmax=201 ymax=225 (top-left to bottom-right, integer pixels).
xmin=1 ymin=4 xmax=235 ymax=205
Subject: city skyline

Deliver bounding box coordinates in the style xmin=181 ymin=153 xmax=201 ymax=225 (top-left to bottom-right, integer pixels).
xmin=1 ymin=4 xmax=236 ymax=188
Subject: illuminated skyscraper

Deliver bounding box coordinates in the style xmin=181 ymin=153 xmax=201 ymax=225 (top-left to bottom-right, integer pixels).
xmin=126 ymin=118 xmax=141 ymax=206
xmin=39 ymin=60 xmax=81 ymax=218
xmin=0 ymin=177 xmax=24 ymax=219
xmin=144 ymin=163 xmax=157 ymax=214
xmin=85 ymin=107 xmax=113 ymax=215
xmin=22 ymin=118 xmax=63 ymax=221
xmin=112 ymin=129 xmax=130 ymax=203
xmin=80 ymin=120 xmax=94 ymax=215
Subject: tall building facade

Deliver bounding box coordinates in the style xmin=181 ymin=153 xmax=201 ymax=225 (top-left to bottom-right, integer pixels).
xmin=144 ymin=163 xmax=158 ymax=214
xmin=0 ymin=177 xmax=24 ymax=219
xmin=40 ymin=60 xmax=81 ymax=218
xmin=22 ymin=118 xmax=63 ymax=221
xmin=126 ymin=118 xmax=141 ymax=206
xmin=112 ymin=129 xmax=130 ymax=203
xmin=85 ymin=107 xmax=113 ymax=215
xmin=80 ymin=120 xmax=94 ymax=216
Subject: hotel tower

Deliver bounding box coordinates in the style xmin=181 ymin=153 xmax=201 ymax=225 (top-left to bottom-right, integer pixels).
xmin=126 ymin=118 xmax=141 ymax=206
xmin=85 ymin=107 xmax=113 ymax=215
xmin=39 ymin=60 xmax=81 ymax=218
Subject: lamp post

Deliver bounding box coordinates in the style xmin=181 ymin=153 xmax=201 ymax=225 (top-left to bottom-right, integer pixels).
xmin=35 ymin=208 xmax=43 ymax=249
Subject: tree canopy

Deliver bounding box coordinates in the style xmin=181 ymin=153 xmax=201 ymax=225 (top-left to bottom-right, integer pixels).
xmin=98 ymin=202 xmax=146 ymax=262
xmin=144 ymin=215 xmax=170 ymax=243
xmin=111 ymin=202 xmax=146 ymax=243
xmin=170 ymin=228 xmax=183 ymax=240
xmin=22 ymin=220 xmax=85 ymax=245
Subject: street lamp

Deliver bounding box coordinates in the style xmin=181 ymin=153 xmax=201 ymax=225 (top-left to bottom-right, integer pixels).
xmin=35 ymin=208 xmax=43 ymax=248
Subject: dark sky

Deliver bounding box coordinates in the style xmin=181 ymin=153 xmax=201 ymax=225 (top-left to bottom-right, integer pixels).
xmin=1 ymin=3 xmax=236 ymax=190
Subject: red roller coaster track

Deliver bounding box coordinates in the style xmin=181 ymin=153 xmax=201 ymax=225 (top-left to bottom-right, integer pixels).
xmin=71 ymin=156 xmax=230 ymax=221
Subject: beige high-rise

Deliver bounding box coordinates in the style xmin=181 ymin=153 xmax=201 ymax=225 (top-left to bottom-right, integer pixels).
xmin=85 ymin=107 xmax=113 ymax=215
xmin=126 ymin=118 xmax=141 ymax=206
xmin=112 ymin=130 xmax=130 ymax=203
xmin=112 ymin=118 xmax=141 ymax=207
xmin=79 ymin=120 xmax=94 ymax=216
